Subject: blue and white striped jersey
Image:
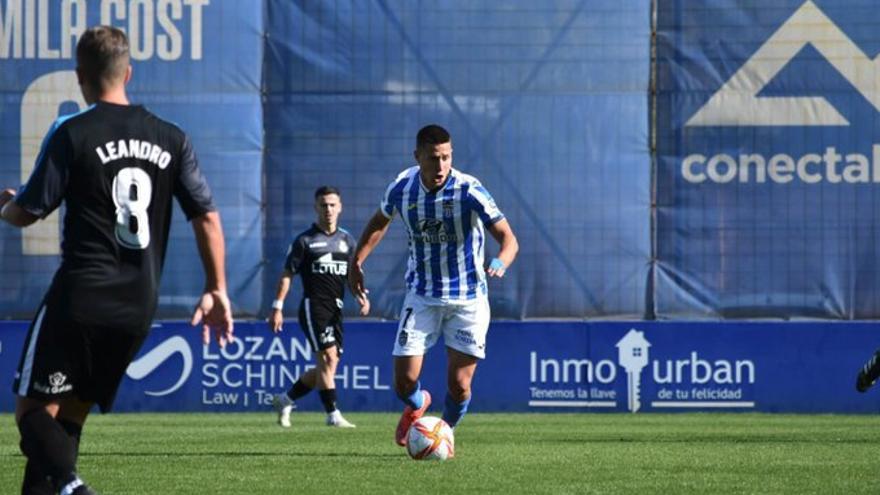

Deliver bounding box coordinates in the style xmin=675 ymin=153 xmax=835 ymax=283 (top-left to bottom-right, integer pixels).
xmin=380 ymin=166 xmax=504 ymax=300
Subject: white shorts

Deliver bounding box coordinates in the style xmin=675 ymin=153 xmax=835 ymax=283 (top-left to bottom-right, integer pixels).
xmin=392 ymin=293 xmax=490 ymax=359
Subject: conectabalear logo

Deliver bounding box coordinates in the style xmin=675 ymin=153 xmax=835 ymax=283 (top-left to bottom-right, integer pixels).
xmin=680 ymin=1 xmax=880 ymax=186
xmin=126 ymin=336 xmax=193 ymax=397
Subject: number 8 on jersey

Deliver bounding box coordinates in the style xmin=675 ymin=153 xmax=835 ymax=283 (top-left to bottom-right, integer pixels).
xmin=112 ymin=167 xmax=152 ymax=249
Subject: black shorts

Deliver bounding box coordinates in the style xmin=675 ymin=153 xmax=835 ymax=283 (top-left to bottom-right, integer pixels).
xmin=13 ymin=296 xmax=148 ymax=413
xmin=298 ymin=297 xmax=344 ymax=353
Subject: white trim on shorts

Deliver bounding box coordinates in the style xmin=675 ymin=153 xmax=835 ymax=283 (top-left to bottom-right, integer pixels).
xmin=303 ymin=297 xmax=320 ymax=350
xmin=17 ymin=304 xmax=47 ymax=396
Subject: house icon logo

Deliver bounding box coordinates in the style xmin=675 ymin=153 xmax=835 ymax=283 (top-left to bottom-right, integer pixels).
xmin=687 ymin=0 xmax=880 ymax=127
xmin=616 ymin=329 xmax=651 ymax=412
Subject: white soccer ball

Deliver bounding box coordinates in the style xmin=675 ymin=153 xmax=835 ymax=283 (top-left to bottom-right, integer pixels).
xmin=406 ymin=416 xmax=455 ymax=461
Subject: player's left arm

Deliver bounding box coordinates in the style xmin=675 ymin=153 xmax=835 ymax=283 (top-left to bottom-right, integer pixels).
xmin=0 ymin=189 xmax=39 ymax=227
xmin=486 ymin=218 xmax=518 ymax=278
xmin=174 ymin=134 xmax=234 ymax=347
xmin=469 ymin=182 xmax=518 ymax=277
xmin=190 ymin=211 xmax=234 ymax=347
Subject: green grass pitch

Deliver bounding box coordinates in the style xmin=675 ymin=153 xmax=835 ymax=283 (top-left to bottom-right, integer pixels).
xmin=1 ymin=412 xmax=879 ymax=494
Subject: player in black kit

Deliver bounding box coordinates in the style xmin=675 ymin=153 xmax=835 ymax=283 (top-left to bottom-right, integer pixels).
xmin=0 ymin=26 xmax=233 ymax=495
xmin=268 ymin=186 xmax=369 ymax=428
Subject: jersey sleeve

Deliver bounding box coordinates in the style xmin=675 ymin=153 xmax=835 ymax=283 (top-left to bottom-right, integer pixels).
xmin=379 ymin=178 xmax=401 ymax=218
xmin=14 ymin=121 xmax=72 ymax=218
xmin=173 ymin=135 xmax=216 ymax=220
xmin=346 ymin=232 xmax=357 ymax=265
xmin=284 ymin=236 xmax=306 ymax=274
xmin=344 ymin=232 xmax=357 ymax=296
xmin=467 ymin=182 xmax=505 ymax=226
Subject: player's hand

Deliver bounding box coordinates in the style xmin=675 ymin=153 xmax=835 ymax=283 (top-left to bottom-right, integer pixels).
xmin=191 ymin=290 xmax=234 ymax=347
xmin=349 ymin=261 xmax=368 ymax=300
xmin=487 ymin=257 xmax=507 ymax=278
xmin=357 ymin=292 xmax=371 ymax=316
xmin=0 ymin=188 xmax=16 ymax=210
xmin=268 ymin=309 xmax=283 ymax=333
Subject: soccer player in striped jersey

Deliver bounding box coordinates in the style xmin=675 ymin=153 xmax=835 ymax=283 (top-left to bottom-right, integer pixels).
xmin=349 ymin=124 xmax=518 ymax=447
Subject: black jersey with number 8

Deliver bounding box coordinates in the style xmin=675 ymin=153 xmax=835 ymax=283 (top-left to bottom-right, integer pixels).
xmin=14 ymin=101 xmax=215 ymax=333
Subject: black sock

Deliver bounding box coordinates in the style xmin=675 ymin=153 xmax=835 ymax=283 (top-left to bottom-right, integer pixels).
xmin=21 ymin=418 xmax=83 ymax=495
xmin=318 ymin=389 xmax=338 ymax=413
xmin=57 ymin=419 xmax=83 ymax=464
xmin=18 ymin=409 xmax=77 ymax=488
xmin=287 ymin=379 xmax=313 ymax=401
xmin=866 ymin=349 xmax=880 ymax=379
xmin=21 ymin=459 xmax=53 ymax=495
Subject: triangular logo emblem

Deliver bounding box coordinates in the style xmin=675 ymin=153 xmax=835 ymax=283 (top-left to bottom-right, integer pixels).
xmin=686 ymin=1 xmax=880 ymax=127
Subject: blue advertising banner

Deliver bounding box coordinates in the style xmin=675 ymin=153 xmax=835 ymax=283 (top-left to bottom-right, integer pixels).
xmin=656 ymin=0 xmax=880 ymax=318
xmin=1 ymin=321 xmax=877 ymax=413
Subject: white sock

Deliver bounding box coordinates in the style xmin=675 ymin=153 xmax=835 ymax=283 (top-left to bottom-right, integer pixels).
xmin=59 ymin=477 xmax=84 ymax=495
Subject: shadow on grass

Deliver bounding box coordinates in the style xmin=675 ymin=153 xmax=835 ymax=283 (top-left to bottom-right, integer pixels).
xmin=0 ymin=451 xmax=405 ymax=459
xmin=544 ymin=435 xmax=878 ymax=444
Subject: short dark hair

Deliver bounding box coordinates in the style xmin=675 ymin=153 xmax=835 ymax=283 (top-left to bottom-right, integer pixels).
xmin=416 ymin=124 xmax=451 ymax=150
xmin=314 ymin=186 xmax=340 ymax=200
xmin=76 ymin=26 xmax=130 ymax=90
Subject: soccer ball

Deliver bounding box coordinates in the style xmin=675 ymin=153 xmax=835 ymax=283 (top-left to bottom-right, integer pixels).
xmin=406 ymin=416 xmax=455 ymax=460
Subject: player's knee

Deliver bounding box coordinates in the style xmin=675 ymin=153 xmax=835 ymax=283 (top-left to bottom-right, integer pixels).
xmin=393 ymin=365 xmax=420 ymax=392
xmin=319 ymin=349 xmax=340 ymax=369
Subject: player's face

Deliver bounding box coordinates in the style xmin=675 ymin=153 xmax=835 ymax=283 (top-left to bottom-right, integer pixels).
xmin=415 ymin=142 xmax=453 ymax=190
xmin=315 ymin=193 xmax=342 ymax=229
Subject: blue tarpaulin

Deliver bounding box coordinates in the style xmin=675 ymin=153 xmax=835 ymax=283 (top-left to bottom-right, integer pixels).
xmin=3 ymin=1 xmax=880 ymax=320
xmin=0 ymin=0 xmax=650 ymax=319
xmin=656 ymin=0 xmax=880 ymax=318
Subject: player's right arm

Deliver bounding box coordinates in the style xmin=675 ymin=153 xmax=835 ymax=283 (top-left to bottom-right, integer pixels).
xmin=0 ymin=189 xmax=38 ymax=227
xmin=350 ymin=172 xmax=404 ymax=301
xmin=349 ymin=210 xmax=392 ymax=302
xmin=268 ymin=270 xmax=294 ymax=333
xmin=269 ymin=237 xmax=305 ymax=332
xmin=2 ymin=120 xmax=71 ymax=228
